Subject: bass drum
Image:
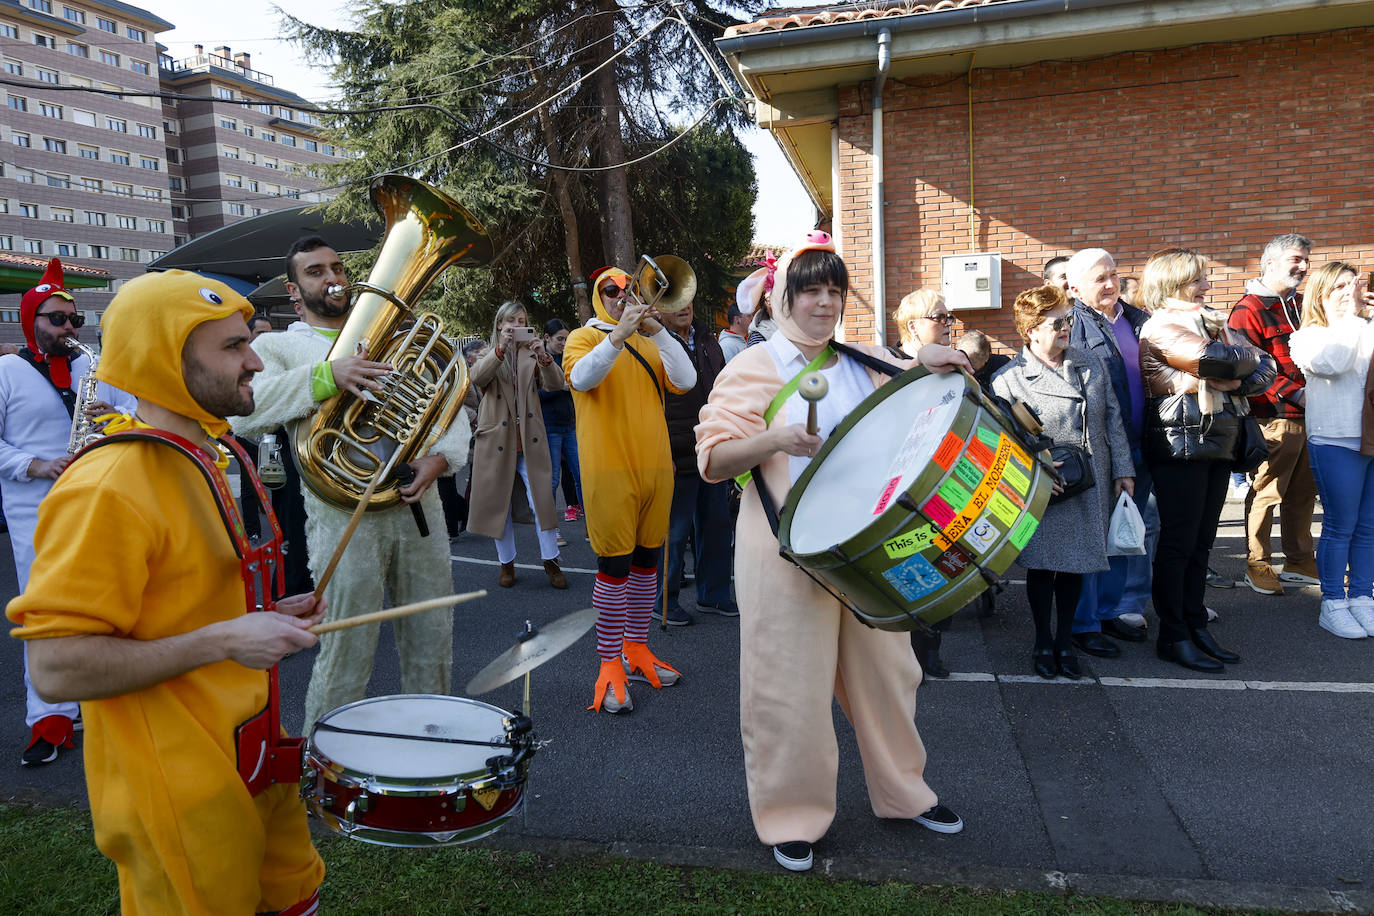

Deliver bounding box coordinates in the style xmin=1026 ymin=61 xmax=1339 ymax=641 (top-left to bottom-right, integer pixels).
xmin=779 ymin=367 xmax=1054 ymax=630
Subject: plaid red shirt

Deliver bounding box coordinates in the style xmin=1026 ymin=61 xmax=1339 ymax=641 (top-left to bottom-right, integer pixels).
xmin=1227 ymin=290 xmax=1305 ymax=419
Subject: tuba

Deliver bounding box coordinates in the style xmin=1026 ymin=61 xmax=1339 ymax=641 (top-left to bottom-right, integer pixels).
xmin=293 ymin=174 xmax=491 ymax=512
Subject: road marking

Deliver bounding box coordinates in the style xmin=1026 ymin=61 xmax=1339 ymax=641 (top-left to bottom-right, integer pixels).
xmin=452 ymin=555 xmax=599 ymax=575
xmin=940 ymin=673 xmax=1374 ymax=694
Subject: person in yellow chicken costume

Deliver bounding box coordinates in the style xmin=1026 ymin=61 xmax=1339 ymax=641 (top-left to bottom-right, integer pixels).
xmin=562 ymin=266 xmax=696 ymax=713
xmin=8 ymin=270 xmax=326 ymax=915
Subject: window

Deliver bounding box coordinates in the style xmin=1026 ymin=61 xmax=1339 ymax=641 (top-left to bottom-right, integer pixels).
xmin=39 ymin=103 xmax=62 ymax=119
xmin=263 ymin=156 xmax=278 ymax=170
xmin=304 ymin=140 xmax=318 ymax=153
xmin=69 ymin=75 xmax=89 ymax=88
xmin=261 ymin=130 xmax=276 ymax=142
xmin=63 ymin=7 xmax=84 ymax=23
xmin=227 ymin=203 xmax=246 ymax=216
xmin=242 ymin=125 xmax=253 ymax=138
xmin=66 ymin=41 xmax=88 ymax=58
xmin=146 ymin=219 xmax=165 ymax=233
xmin=126 ymin=27 xmax=145 ymax=42
xmin=173 ymin=234 xmax=187 ymax=246
xmin=225 ymin=175 xmax=242 ymax=188
xmin=19 ymin=203 xmax=38 ymax=218
xmin=130 ymin=60 xmax=149 ymax=75
xmin=280 ymin=108 xmax=295 ymax=121
xmin=285 ymin=188 xmax=300 ymax=200
xmin=88 ymin=244 xmax=107 ymax=258
xmin=141 ymin=187 xmax=161 ymax=200
xmin=162 ymin=119 xmax=177 ymax=135
xmin=24 ymin=239 xmax=42 ymax=254
xmin=119 ymin=247 xmax=140 ymax=261
xmin=257 ymin=102 xmax=273 ymax=115
xmin=251 ymin=207 xmax=263 ymax=217
xmin=109 ymin=150 xmax=130 ymax=165
xmin=78 ymin=144 xmax=97 ymax=159
xmin=96 ymin=18 xmax=115 ymax=33
xmin=246 ymin=179 xmax=259 ymax=192
xmin=46 ymin=173 xmax=70 ymax=188
xmin=222 ymin=145 xmax=240 ymax=159
xmin=219 ymin=117 xmax=237 ymax=130
xmin=106 ymin=117 xmax=126 ymax=132
xmin=30 ymin=0 xmax=52 ymax=13
xmin=35 ymin=68 xmax=57 ymax=84
xmin=170 ymin=206 xmax=186 ymax=219
xmin=0 ymin=25 xmax=17 ymax=40
xmin=0 ymin=237 xmax=11 ymax=251
xmin=136 ymin=123 xmax=156 ymax=139
xmin=165 ymin=149 xmax=179 ymax=164
xmin=15 ymin=169 xmax=34 ymax=183
xmin=0 ymin=200 xmax=7 ymax=213
xmin=4 ymin=60 xmax=20 ymax=76
xmin=281 ymin=135 xmax=296 ymax=148
xmin=167 ymin=176 xmax=183 ymax=192
xmin=7 ymin=96 xmax=26 ymax=112
xmin=99 ymin=50 xmax=120 ymax=67
xmin=73 ymin=109 xmax=96 ymax=126
xmin=244 ymin=152 xmax=256 ymax=165
xmin=80 ymin=177 xmax=101 ymax=192
xmin=55 ymin=242 xmax=76 ymax=256
xmin=42 ymin=138 xmax=65 ymax=153
xmin=216 ymin=88 xmax=234 ymax=100
xmin=11 ymin=132 xmax=30 ymax=147
xmin=33 ymin=34 xmax=55 ymax=49
xmin=139 ymin=157 xmax=158 ymax=170
xmin=51 ymin=207 xmax=73 ymax=222
xmin=85 ymin=211 xmax=104 ymax=226
xmin=264 ymin=183 xmax=280 ymax=196
xmin=111 ymin=182 xmax=132 ymax=196
xmin=116 ymin=215 xmax=135 ymax=229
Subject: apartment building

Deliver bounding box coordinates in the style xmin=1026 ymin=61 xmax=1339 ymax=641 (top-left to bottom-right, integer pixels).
xmin=160 ymin=44 xmax=337 ymax=240
xmin=0 ymin=1 xmax=337 ymax=343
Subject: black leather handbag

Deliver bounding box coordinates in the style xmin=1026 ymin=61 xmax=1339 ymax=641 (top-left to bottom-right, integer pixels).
xmin=1049 ymin=364 xmax=1097 ymax=504
xmin=1233 ymin=415 xmax=1269 ymax=473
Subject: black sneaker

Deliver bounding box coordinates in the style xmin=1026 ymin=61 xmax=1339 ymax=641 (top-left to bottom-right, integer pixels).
xmin=772 ymin=841 xmax=813 ymax=871
xmin=914 ymin=803 xmax=964 ymax=834
xmin=1206 ymin=567 xmax=1235 ymax=588
xmin=665 ymin=604 xmax=694 ymax=627
xmin=21 ymin=738 xmax=58 ymax=767
xmin=697 ymin=598 xmax=739 ymax=617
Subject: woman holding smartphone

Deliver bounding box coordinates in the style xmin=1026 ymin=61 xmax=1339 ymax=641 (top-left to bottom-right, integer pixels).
xmin=467 ymin=300 xmax=568 ymax=589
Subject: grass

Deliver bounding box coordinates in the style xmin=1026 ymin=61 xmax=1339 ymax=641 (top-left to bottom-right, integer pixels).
xmin=0 ymin=804 xmax=1281 ymax=915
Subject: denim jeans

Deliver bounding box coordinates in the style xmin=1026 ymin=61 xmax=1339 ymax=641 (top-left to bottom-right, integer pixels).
xmin=1074 ymin=451 xmax=1158 ymax=632
xmin=663 ymin=472 xmax=733 ymax=606
xmin=545 ymin=425 xmax=582 ymax=505
xmin=1307 ymin=441 xmax=1374 ymax=601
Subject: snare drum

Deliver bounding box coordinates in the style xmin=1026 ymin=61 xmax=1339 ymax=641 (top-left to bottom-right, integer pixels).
xmin=779 ymin=367 xmax=1053 ymax=630
xmin=303 ymin=695 xmax=533 ymax=847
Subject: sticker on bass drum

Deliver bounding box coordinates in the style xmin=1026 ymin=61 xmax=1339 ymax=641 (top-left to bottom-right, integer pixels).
xmin=882 ymin=553 xmax=947 ymax=602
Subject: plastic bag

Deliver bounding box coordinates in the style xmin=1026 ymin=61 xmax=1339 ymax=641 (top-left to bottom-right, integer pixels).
xmin=1107 ymin=491 xmax=1146 ymax=556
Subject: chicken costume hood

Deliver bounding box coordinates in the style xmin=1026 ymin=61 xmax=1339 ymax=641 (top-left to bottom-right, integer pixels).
xmin=97 ymin=270 xmax=254 ymax=438
xmin=19 ymin=257 xmax=77 ymax=387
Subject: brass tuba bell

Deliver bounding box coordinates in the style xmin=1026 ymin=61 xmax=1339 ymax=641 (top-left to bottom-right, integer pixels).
xmin=631 ymin=254 xmax=697 ymax=314
xmin=293 ymin=174 xmax=491 ymax=512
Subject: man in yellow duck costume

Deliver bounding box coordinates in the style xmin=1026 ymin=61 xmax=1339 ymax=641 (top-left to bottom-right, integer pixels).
xmin=8 ymin=270 xmax=326 ymax=915
xmin=562 ymin=266 xmax=696 ymax=712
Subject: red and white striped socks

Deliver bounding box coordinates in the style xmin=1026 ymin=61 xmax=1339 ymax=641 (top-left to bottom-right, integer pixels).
xmin=593 ymin=572 xmax=628 ymax=660
xmin=624 ymin=565 xmax=659 ymax=643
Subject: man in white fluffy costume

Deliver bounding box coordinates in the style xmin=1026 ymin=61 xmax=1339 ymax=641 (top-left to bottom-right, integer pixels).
xmin=232 ymin=235 xmax=470 ymax=728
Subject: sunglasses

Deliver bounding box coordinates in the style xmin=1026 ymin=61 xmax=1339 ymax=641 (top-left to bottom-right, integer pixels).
xmin=921 ymin=313 xmax=956 ymax=326
xmin=599 ymin=284 xmax=629 ymax=299
xmin=1041 ymin=314 xmax=1075 ymax=332
xmin=35 ymin=311 xmax=85 ymax=328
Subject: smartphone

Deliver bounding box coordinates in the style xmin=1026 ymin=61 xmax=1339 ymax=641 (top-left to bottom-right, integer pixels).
xmin=512 ymin=326 xmax=537 ymax=343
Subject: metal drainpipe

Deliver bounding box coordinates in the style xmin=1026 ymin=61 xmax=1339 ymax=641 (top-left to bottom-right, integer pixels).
xmin=871 ymin=28 xmax=891 ymax=346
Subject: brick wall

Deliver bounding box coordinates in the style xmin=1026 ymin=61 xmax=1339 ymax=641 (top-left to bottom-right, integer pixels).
xmin=837 ymin=26 xmax=1374 ymax=353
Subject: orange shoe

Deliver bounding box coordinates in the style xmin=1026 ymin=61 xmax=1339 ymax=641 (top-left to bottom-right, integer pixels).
xmin=588 ymin=658 xmax=632 ymax=713
xmin=621 ymin=641 xmax=681 ymax=688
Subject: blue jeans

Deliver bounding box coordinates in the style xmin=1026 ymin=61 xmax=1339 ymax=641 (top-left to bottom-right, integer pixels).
xmin=546 ymin=425 xmax=582 ymax=505
xmin=1307 ymin=442 xmax=1374 ymax=601
xmin=663 ymin=472 xmax=733 ymax=606
xmin=1074 ymin=452 xmax=1158 ymax=633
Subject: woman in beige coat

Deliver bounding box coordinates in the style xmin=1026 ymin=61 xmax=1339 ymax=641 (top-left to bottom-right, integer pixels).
xmin=467 ymin=300 xmax=567 ymax=588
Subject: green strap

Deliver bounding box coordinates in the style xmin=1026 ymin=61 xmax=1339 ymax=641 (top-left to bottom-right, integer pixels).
xmin=734 ymin=346 xmax=834 ymax=488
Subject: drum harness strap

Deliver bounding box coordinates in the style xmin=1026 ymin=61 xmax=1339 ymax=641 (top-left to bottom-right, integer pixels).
xmin=742 ymin=341 xmax=944 ymax=635
xmin=75 ymin=429 xmax=300 ymax=796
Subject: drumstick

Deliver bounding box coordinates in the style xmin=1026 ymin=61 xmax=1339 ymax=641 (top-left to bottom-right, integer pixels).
xmin=798 ymin=372 xmax=829 ymax=436
xmin=308 ymin=590 xmax=487 ymax=635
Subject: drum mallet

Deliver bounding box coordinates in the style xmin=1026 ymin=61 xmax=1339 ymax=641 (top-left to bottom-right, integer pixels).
xmin=798 ymin=371 xmax=829 ymax=436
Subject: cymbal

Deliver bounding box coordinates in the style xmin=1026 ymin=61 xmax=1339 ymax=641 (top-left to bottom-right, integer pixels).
xmin=465 ymin=607 xmax=597 ymax=695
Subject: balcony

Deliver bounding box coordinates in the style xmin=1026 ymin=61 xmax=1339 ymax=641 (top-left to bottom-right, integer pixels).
xmin=161 ymin=53 xmax=275 ymax=88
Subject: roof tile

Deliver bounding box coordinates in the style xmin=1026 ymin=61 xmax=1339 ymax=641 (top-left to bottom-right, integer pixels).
xmin=725 ymin=0 xmax=1017 ymax=37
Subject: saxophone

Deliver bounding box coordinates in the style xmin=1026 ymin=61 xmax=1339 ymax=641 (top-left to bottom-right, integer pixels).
xmin=66 ymin=341 xmax=104 ymax=454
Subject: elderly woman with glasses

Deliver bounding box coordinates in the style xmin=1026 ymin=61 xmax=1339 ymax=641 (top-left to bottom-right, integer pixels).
xmin=992 ymin=286 xmax=1135 ymax=679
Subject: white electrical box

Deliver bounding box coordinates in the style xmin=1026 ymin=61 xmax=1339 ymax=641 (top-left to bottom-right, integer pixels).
xmin=940 ymin=252 xmax=1002 ymax=310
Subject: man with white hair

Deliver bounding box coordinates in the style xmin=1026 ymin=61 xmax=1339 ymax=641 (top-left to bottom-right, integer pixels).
xmin=1065 ymin=247 xmax=1155 ymax=656
xmin=1227 ymin=233 xmax=1318 ymax=596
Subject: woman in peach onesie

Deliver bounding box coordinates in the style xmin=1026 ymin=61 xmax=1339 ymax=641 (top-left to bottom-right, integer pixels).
xmin=696 ymin=233 xmax=969 ymax=872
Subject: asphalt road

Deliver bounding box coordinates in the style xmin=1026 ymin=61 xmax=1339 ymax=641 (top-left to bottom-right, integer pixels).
xmin=3 ymin=496 xmax=1372 ymax=912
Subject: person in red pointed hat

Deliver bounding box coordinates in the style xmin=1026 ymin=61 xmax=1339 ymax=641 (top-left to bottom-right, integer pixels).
xmin=2 ymin=258 xmax=132 ymax=764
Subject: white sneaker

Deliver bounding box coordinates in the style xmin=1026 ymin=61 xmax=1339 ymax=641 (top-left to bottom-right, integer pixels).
xmin=1346 ymin=596 xmax=1374 ymax=636
xmin=622 ymin=654 xmax=680 ymax=687
xmin=600 ymin=682 xmax=632 ymax=714
xmin=1117 ymin=612 xmax=1147 ymax=629
xmin=1205 ymin=606 xmax=1219 ymax=622
xmin=1319 ymin=599 xmax=1366 ymax=639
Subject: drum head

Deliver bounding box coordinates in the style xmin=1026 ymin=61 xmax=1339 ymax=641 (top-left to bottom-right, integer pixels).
xmin=789 ymin=370 xmax=965 ymax=555
xmin=311 ymin=695 xmax=510 ymax=780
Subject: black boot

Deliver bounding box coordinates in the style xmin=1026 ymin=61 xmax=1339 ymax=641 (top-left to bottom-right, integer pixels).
xmin=1157 ymin=639 xmax=1224 ymax=673
xmin=1189 ymin=627 xmax=1239 ymax=663
xmin=913 ymin=628 xmax=950 ymax=679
